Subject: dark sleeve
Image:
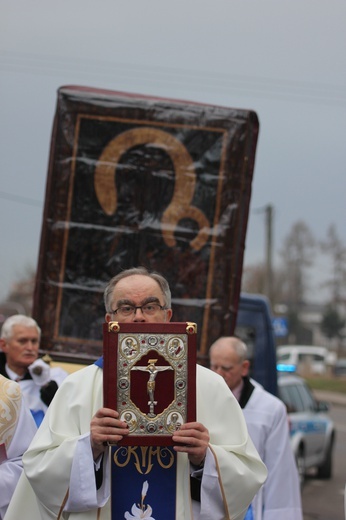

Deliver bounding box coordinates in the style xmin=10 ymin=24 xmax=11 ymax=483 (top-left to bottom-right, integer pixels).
xmin=40 ymin=380 xmax=59 ymax=406
xmin=190 ymin=476 xmax=201 ymax=502
xmin=95 ymin=454 xmax=104 ymax=490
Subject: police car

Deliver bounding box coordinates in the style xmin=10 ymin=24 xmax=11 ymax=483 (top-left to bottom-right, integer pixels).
xmin=277 ymin=368 xmax=336 ymax=486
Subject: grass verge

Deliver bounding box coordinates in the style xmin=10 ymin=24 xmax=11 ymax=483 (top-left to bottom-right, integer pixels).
xmin=305 ymin=376 xmax=346 ymax=394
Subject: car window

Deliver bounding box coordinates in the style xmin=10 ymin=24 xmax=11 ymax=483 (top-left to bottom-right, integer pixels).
xmin=279 ymin=379 xmax=317 ymax=413
xmin=297 ymin=353 xmax=324 ymax=362
xmin=298 ymin=353 xmax=313 ymax=362
xmin=297 ymin=382 xmax=316 ymax=412
xmin=278 ymin=382 xmax=305 ymax=413
xmin=278 ymin=353 xmax=290 ymax=361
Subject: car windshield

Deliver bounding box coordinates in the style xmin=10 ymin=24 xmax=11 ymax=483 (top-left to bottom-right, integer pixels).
xmin=279 ymin=379 xmax=316 ymax=413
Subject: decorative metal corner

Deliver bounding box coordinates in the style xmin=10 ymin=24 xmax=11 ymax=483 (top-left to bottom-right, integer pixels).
xmin=109 ymin=321 xmax=120 ymax=333
xmin=186 ymin=322 xmax=197 ymax=334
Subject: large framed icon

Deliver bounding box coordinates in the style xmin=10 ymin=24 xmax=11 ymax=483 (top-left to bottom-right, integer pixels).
xmin=33 ymin=85 xmax=258 ymax=366
xmin=103 ymin=321 xmax=197 ymax=446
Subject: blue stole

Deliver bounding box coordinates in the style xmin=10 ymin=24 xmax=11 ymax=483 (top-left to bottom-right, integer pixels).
xmin=244 ymin=504 xmax=254 ymax=519
xmin=31 ymin=409 xmax=44 ymax=427
xmin=94 ymin=356 xmax=103 ymax=368
xmin=95 ymin=357 xmax=178 ymax=519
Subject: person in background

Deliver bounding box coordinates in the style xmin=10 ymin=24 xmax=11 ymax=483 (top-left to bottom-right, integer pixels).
xmin=0 ymin=315 xmax=68 ymax=426
xmin=0 ymin=374 xmax=37 ymax=519
xmin=5 ymin=267 xmax=267 ymax=520
xmin=209 ymin=336 xmax=303 ymax=520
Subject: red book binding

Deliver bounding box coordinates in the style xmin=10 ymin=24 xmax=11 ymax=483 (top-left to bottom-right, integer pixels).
xmin=103 ymin=321 xmax=197 ymax=446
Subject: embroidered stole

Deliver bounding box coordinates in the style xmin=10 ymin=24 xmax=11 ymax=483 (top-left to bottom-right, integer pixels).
xmin=94 ymin=357 xmax=178 ymax=519
xmin=110 ymin=445 xmax=177 ymax=519
xmin=0 ymin=376 xmax=21 ymax=457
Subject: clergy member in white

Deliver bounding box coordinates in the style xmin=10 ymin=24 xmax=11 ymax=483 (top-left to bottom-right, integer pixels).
xmin=5 ymin=268 xmax=267 ymax=520
xmin=0 ymin=375 xmax=37 ymax=519
xmin=210 ymin=336 xmax=303 ymax=520
xmin=0 ymin=315 xmax=68 ymax=426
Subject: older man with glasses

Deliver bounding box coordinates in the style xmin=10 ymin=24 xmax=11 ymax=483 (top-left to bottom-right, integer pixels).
xmin=5 ymin=267 xmax=266 ymax=520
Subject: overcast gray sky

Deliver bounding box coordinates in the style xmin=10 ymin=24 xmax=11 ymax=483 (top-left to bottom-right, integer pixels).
xmin=1 ymin=0 xmax=345 ymax=303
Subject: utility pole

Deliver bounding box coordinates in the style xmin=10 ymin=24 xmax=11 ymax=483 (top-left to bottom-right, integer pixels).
xmin=265 ymin=204 xmax=273 ymax=303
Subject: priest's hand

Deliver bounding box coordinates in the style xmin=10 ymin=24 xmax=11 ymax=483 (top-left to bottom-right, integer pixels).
xmin=90 ymin=407 xmax=129 ymax=460
xmin=172 ymin=421 xmax=210 ymax=467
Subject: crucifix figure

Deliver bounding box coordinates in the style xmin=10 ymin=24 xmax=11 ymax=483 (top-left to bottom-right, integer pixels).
xmin=132 ymin=359 xmax=173 ymax=417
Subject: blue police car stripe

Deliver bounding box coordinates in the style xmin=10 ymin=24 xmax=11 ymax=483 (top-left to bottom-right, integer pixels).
xmin=290 ymin=420 xmax=328 ymax=435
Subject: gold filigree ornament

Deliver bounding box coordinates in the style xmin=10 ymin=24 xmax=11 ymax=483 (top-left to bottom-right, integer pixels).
xmin=0 ymin=376 xmax=21 ymax=450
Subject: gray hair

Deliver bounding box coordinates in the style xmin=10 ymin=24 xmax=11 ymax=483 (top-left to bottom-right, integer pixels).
xmin=209 ymin=336 xmax=248 ymax=362
xmin=1 ymin=315 xmax=41 ymax=340
xmin=103 ymin=267 xmax=172 ymax=313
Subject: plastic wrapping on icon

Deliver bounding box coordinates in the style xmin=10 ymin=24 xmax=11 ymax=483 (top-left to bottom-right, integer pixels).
xmin=33 ymin=85 xmax=259 ymax=364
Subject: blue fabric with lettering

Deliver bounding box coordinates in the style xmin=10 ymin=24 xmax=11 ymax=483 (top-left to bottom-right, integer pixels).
xmin=110 ymin=445 xmax=177 ymax=519
xmin=97 ymin=357 xmax=177 ymax=518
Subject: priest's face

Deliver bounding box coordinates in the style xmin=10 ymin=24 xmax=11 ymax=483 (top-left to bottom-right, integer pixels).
xmin=209 ymin=340 xmax=250 ymax=391
xmin=0 ymin=325 xmax=39 ymax=374
xmin=105 ymin=274 xmax=173 ymax=323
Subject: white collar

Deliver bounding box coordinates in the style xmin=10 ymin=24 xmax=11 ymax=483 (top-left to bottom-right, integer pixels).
xmin=5 ymin=363 xmax=24 ymax=381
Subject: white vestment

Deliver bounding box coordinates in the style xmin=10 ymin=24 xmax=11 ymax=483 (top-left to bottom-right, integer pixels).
xmin=8 ymin=366 xmax=68 ymax=416
xmin=0 ymin=376 xmax=37 ymax=520
xmin=5 ymin=364 xmax=267 ymax=520
xmin=243 ymin=381 xmax=302 ymax=520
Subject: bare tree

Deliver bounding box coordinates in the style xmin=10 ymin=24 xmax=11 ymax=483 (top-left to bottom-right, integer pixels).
xmin=241 ymin=262 xmax=289 ymax=308
xmin=320 ymin=224 xmax=346 ymax=304
xmin=279 ymin=221 xmax=316 ymax=309
xmin=241 ymin=263 xmax=266 ymax=294
xmin=320 ymin=304 xmax=345 ymax=341
xmin=1 ymin=266 xmax=35 ymax=317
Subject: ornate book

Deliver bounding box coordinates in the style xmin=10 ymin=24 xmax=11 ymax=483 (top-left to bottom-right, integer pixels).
xmin=103 ymin=321 xmax=197 ymax=446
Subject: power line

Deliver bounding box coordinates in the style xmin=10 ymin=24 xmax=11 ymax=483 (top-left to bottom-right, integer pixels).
xmin=0 ymin=191 xmax=42 ymax=207
xmin=1 ymin=50 xmax=345 ymax=108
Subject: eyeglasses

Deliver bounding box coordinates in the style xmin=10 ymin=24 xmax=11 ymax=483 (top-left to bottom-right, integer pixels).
xmin=210 ymin=364 xmax=234 ymax=373
xmin=111 ymin=303 xmax=166 ymax=317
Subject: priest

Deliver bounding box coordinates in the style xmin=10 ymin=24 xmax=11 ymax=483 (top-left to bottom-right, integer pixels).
xmin=5 ymin=267 xmax=267 ymax=520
